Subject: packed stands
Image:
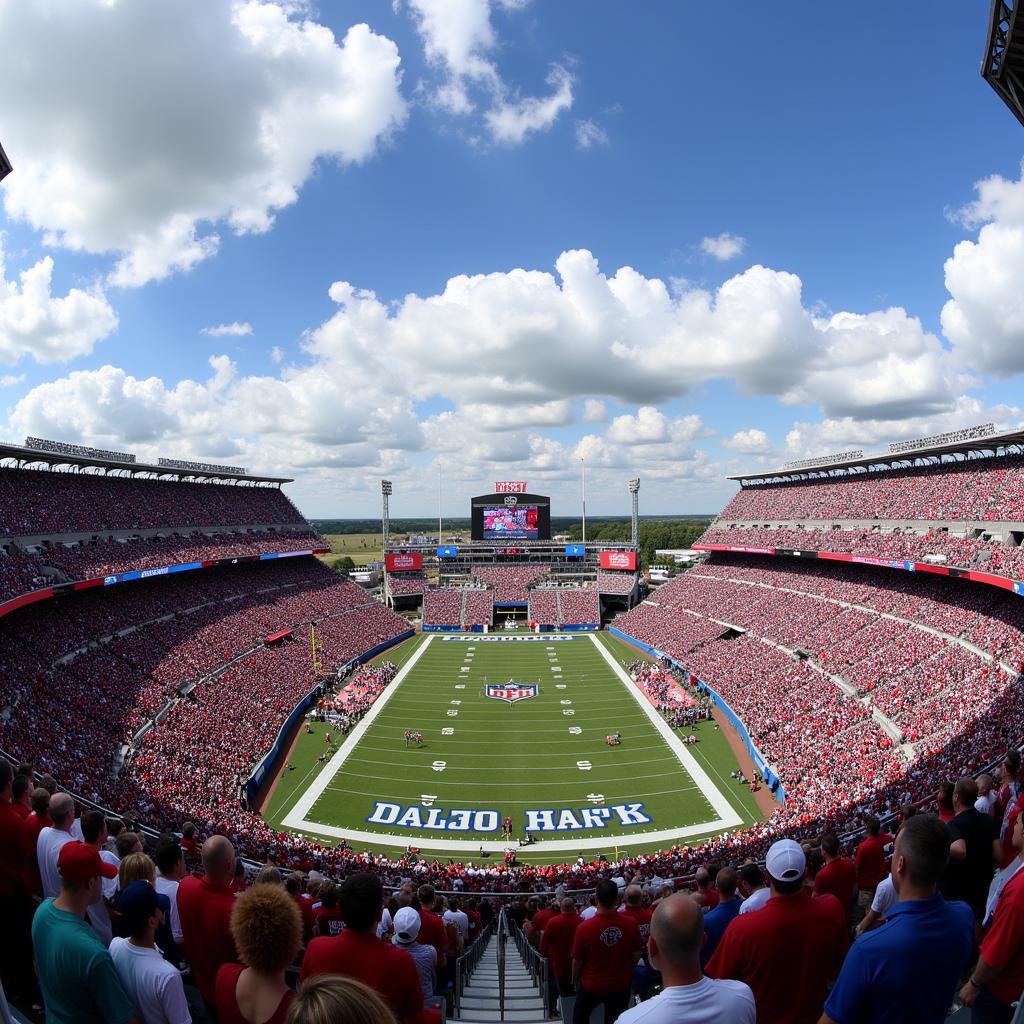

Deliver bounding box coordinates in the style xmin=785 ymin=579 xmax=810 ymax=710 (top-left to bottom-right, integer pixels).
xmin=461 ymin=589 xmax=494 ymax=629
xmin=558 ymin=589 xmax=600 ymax=625
xmin=527 ymin=588 xmax=559 ymax=625
xmin=0 ymin=465 xmax=304 ymax=536
xmin=422 ymin=588 xmax=463 ymax=627
xmin=470 ymin=563 xmax=549 ymax=602
xmin=386 ymin=572 xmax=427 ymax=595
xmin=596 ymin=572 xmax=638 ymax=595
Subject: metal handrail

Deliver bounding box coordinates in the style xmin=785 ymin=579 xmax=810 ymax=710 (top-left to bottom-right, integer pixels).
xmin=452 ymin=919 xmax=495 ymax=1019
xmin=508 ymin=918 xmax=550 ymax=1012
xmin=497 ymin=907 xmax=507 ymax=1021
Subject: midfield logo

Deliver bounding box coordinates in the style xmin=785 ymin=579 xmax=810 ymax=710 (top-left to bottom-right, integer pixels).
xmin=485 ymin=682 xmax=538 ymax=704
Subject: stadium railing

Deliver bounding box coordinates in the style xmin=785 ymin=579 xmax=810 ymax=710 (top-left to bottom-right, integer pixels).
xmin=452 ymin=915 xmax=495 ymax=1019
xmin=508 ymin=916 xmax=549 ymax=1015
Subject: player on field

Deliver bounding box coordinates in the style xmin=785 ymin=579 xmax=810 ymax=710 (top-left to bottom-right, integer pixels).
xmin=414 ymin=732 xmax=423 ymax=746
xmin=404 ymin=729 xmax=412 ymax=746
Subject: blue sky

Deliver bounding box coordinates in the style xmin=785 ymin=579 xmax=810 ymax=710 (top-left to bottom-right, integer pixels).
xmin=1 ymin=1 xmax=1023 ymax=518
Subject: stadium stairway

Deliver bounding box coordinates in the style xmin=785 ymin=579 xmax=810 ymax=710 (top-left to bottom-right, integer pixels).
xmin=457 ymin=932 xmax=548 ymax=1023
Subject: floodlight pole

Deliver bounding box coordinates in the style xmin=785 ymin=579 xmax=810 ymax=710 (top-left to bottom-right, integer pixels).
xmin=629 ymin=478 xmax=640 ymax=547
xmin=381 ymin=479 xmax=392 ymax=561
xmin=438 ymin=462 xmax=443 ymax=546
xmin=581 ymin=457 xmax=587 ymax=544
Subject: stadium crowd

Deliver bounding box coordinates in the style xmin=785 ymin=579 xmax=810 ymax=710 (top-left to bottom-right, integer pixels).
xmin=470 ymin=564 xmax=549 ymax=602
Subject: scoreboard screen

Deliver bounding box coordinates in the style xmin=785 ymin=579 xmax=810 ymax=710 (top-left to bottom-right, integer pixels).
xmin=471 ymin=492 xmax=550 ymax=541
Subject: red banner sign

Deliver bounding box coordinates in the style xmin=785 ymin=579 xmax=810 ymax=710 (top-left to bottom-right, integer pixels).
xmin=600 ymin=551 xmax=638 ymax=571
xmin=385 ymin=553 xmax=423 ymax=572
xmin=494 ymin=481 xmax=527 ymax=493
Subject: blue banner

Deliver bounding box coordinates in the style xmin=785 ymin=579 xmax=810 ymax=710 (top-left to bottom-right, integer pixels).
xmin=565 ymin=544 xmax=586 ymax=557
xmin=437 ymin=546 xmax=458 ymax=558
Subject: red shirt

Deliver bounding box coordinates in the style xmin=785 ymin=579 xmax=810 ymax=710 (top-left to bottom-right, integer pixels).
xmin=176 ymin=874 xmax=239 ymax=1003
xmin=620 ymin=905 xmax=653 ymax=945
xmin=531 ymin=907 xmax=556 ymax=936
xmin=1000 ymin=795 xmax=1024 ymax=869
xmin=292 ymin=892 xmax=315 ymax=942
xmin=570 ymin=909 xmax=643 ymax=995
xmin=705 ymin=891 xmax=847 ymax=1024
xmin=980 ymin=869 xmax=1024 ymax=1004
xmin=855 ymin=833 xmax=893 ymax=889
xmin=418 ymin=909 xmax=449 ymax=962
xmin=696 ymin=887 xmax=720 ymax=910
xmin=12 ymin=801 xmax=30 ymax=821
xmin=0 ymin=798 xmax=33 ymax=898
xmin=541 ymin=911 xmax=581 ymax=981
xmin=813 ymin=857 xmax=858 ymax=918
xmin=301 ymin=929 xmax=424 ymax=1024
xmin=26 ymin=812 xmax=52 ymax=846
xmin=215 ymin=963 xmax=295 ymax=1024
xmin=313 ymin=906 xmax=345 ymax=937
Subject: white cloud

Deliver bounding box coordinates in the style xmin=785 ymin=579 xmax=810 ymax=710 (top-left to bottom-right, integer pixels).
xmin=270 ymin=346 xmax=284 ymax=363
xmin=405 ymin=0 xmax=573 ymax=143
xmin=201 ymin=321 xmax=253 ymax=337
xmin=0 ymin=246 xmax=117 ymax=365
xmin=722 ymin=428 xmax=772 ymax=454
xmin=0 ymin=1 xmax=407 ymax=287
xmin=700 ymin=232 xmax=747 ymax=261
xmin=581 ymin=399 xmax=608 ymax=422
xmin=574 ymin=119 xmax=609 ymax=150
xmin=606 ymin=407 xmax=708 ymax=446
xmin=0 ymin=374 xmax=26 ymax=388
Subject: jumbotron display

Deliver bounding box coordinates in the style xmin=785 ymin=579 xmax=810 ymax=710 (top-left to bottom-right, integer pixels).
xmin=470 ymin=489 xmax=550 ymax=541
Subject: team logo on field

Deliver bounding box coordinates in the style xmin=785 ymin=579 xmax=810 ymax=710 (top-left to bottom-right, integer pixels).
xmin=485 ymin=682 xmax=538 ymax=704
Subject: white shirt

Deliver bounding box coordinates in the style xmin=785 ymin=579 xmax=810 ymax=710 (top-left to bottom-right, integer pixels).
xmin=109 ymin=938 xmax=191 ymax=1024
xmin=738 ymin=888 xmax=771 ymax=915
xmin=154 ymin=876 xmax=183 ymax=944
xmin=581 ymin=905 xmax=598 ymax=920
xmin=444 ymin=909 xmax=470 ymax=942
xmin=37 ymin=826 xmax=75 ymax=900
xmin=976 ymin=794 xmax=994 ymax=816
xmin=617 ymin=977 xmax=755 ymax=1024
xmin=870 ymin=875 xmax=897 ymax=916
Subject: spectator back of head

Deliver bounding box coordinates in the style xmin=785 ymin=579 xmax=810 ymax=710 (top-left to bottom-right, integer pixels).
xmin=341 ymin=873 xmax=384 ymax=932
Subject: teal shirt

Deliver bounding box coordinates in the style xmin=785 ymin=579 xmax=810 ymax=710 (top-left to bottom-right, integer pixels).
xmin=31 ymin=898 xmax=135 ymax=1024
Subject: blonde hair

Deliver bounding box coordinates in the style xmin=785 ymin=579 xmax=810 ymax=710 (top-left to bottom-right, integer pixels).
xmin=231 ymin=884 xmax=302 ymax=974
xmin=253 ymin=864 xmax=283 ymax=886
xmin=287 ymin=976 xmax=397 ymax=1024
xmin=118 ymin=852 xmax=156 ymax=889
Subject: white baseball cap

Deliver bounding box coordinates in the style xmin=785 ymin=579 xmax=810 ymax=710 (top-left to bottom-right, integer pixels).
xmin=394 ymin=906 xmax=421 ymax=944
xmin=765 ymin=839 xmax=806 ymax=882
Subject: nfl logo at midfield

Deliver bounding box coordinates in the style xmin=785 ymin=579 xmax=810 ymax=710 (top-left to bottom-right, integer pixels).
xmin=485 ymin=682 xmax=538 ymax=704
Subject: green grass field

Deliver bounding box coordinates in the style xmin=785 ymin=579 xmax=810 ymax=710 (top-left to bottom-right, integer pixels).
xmin=269 ymin=632 xmax=764 ymax=861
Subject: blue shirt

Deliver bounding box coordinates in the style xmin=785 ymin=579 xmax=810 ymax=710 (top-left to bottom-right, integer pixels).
xmin=702 ymin=896 xmax=743 ymax=967
xmin=823 ymin=893 xmax=974 ymax=1024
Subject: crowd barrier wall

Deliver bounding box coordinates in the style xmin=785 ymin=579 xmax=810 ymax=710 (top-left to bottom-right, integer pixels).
xmin=608 ymin=626 xmax=786 ymax=801
xmin=422 ymin=624 xmax=461 ymax=633
xmin=245 ymin=628 xmax=414 ymax=803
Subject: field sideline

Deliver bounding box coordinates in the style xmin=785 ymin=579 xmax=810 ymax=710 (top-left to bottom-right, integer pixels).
xmin=269 ymin=631 xmax=765 ymax=861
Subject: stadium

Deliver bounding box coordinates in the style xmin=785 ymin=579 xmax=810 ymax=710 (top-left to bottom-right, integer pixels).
xmin=5 ymin=4 xmax=1024 ymax=1024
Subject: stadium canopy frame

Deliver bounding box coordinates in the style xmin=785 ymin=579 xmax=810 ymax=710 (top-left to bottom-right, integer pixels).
xmin=730 ymin=427 xmax=1024 ymax=486
xmin=982 ymin=0 xmax=1024 ymax=128
xmin=0 ymin=440 xmax=291 ymax=486
xmin=0 ymin=139 xmax=11 ymax=182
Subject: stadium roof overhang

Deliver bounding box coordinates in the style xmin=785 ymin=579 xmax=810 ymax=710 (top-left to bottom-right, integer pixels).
xmin=729 ymin=427 xmax=1024 ymax=485
xmin=982 ymin=0 xmax=1024 ymax=128
xmin=0 ymin=440 xmax=292 ymax=484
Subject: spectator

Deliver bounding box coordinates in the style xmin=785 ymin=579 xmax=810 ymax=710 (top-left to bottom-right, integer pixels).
xmin=300 ymin=872 xmax=431 ymax=1024
xmin=11 ymin=771 xmax=32 ymax=820
xmin=0 ymin=759 xmax=35 ymax=1006
xmin=821 ymin=815 xmax=974 ymax=1024
xmin=176 ymin=835 xmax=239 ymax=1012
xmin=80 ymin=809 xmax=116 ymax=946
xmin=941 ymin=776 xmax=1000 ymax=922
xmin=620 ymin=885 xmax=655 ymax=1001
xmin=571 ymin=878 xmax=644 ymax=1024
xmin=706 ymin=839 xmax=847 ymax=1024
xmin=216 ymin=884 xmax=301 ymax=1024
xmin=285 ymin=976 xmax=397 ymax=1024
xmin=153 ymin=839 xmax=186 ymax=953
xmin=392 ymin=906 xmax=438 ymax=1010
xmin=701 ymin=867 xmax=742 ymax=967
xmin=854 ymin=874 xmax=898 ymax=938
xmin=691 ymin=867 xmax=719 ymax=910
xmin=284 ymin=873 xmax=315 ymax=945
xmin=109 ymin=880 xmax=191 ymax=1024
xmin=31 ymin=840 xmax=134 ymax=1024
xmin=977 ymin=774 xmax=996 ymax=816
xmin=312 ymin=882 xmax=345 ymax=938
xmin=618 ymin=892 xmax=754 ymax=1024
xmin=37 ymin=792 xmax=78 ymax=900
xmin=854 ymin=818 xmax=892 ymax=920
xmin=737 ymin=863 xmax=770 ymax=915
xmin=415 ymin=884 xmax=448 ymax=970
xmin=959 ymin=811 xmax=1024 ymax=1023
xmin=541 ymin=898 xmax=580 ymax=1017
xmin=813 ymin=834 xmax=858 ymax=923
xmin=26 ymin=786 xmax=53 ymax=844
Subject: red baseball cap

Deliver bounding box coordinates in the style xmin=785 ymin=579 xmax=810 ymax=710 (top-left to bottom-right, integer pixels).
xmin=58 ymin=841 xmax=119 ymax=883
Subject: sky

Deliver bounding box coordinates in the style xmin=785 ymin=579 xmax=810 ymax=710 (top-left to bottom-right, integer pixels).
xmin=1 ymin=1 xmax=1024 ymax=519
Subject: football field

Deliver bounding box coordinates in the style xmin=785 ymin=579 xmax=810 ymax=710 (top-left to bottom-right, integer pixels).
xmin=272 ymin=632 xmax=761 ymax=861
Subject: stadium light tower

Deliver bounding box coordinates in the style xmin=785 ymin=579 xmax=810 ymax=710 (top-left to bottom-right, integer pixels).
xmin=629 ymin=478 xmax=640 ymax=547
xmin=381 ymin=479 xmax=392 ymax=559
xmin=580 ymin=457 xmax=587 ymax=544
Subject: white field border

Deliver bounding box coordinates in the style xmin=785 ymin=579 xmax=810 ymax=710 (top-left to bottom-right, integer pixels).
xmin=282 ymin=632 xmax=743 ymax=852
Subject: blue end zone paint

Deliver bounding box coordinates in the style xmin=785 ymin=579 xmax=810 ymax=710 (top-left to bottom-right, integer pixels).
xmin=608 ymin=626 xmax=787 ymax=802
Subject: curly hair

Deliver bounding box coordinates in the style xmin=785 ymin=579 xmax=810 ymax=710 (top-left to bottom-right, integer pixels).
xmin=287 ymin=976 xmax=396 ymax=1024
xmin=230 ymin=882 xmax=302 ymax=974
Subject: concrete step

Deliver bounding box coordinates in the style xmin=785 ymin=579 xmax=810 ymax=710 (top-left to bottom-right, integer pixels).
xmin=461 ymin=996 xmax=545 ymax=1010
xmin=466 ymin=987 xmax=543 ymax=1000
